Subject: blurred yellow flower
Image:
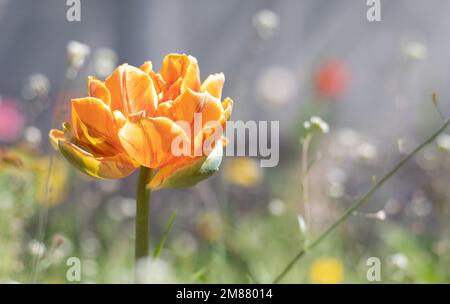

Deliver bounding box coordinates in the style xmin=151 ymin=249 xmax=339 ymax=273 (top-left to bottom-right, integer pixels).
xmin=0 ymin=149 xmax=23 ymax=168
xmin=309 ymin=257 xmax=344 ymax=284
xmin=0 ymin=147 xmax=69 ymax=206
xmin=224 ymin=157 xmax=263 ymax=187
xmin=33 ymin=156 xmax=69 ymax=206
xmin=196 ymin=212 xmax=224 ymax=242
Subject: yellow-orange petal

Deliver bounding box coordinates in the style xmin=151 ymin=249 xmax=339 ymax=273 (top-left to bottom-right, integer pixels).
xmin=118 ymin=117 xmax=190 ymax=168
xmin=71 ymin=97 xmax=117 ymax=142
xmin=57 ymin=140 xmax=137 ymax=179
xmin=201 ymin=73 xmax=225 ymax=99
xmin=49 ymin=129 xmax=65 ymax=150
xmin=160 ymin=54 xmax=200 ymax=92
xmin=113 ymin=110 xmax=126 ymax=129
xmin=200 ymin=95 xmax=224 ymax=126
xmin=105 ymin=64 xmax=158 ymax=116
xmin=140 ymin=61 xmax=165 ymax=94
xmin=123 ymin=65 xmax=158 ymax=115
xmin=220 ymin=98 xmax=234 ymax=123
xmin=139 ymin=61 xmax=153 ymax=74
xmin=155 ymin=101 xmax=174 ymax=120
xmin=88 ymin=76 xmax=111 ymax=106
xmin=161 ymin=77 xmax=182 ymax=102
xmin=105 ymin=64 xmax=126 ymax=113
xmin=171 ymin=89 xmax=218 ymax=123
xmin=193 ymin=97 xmax=233 ymax=155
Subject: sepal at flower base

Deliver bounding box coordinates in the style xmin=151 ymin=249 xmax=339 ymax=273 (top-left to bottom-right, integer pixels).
xmin=148 ymin=141 xmax=223 ymax=190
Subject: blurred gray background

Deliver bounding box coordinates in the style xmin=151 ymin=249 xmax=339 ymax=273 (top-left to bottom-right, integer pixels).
xmin=0 ymin=0 xmax=449 ymax=142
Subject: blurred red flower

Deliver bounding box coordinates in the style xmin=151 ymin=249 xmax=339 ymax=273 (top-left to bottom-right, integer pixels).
xmin=0 ymin=98 xmax=25 ymax=143
xmin=314 ymin=60 xmax=350 ymax=98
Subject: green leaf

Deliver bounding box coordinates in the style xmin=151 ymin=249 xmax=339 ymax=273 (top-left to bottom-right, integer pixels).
xmin=153 ymin=209 xmax=177 ymax=259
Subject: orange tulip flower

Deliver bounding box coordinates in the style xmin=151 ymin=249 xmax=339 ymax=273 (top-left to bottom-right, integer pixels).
xmin=49 ymin=54 xmax=233 ymax=189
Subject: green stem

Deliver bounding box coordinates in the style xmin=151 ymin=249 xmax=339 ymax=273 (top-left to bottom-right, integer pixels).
xmin=273 ymin=119 xmax=450 ymax=283
xmin=135 ymin=167 xmax=152 ymax=268
xmin=301 ymin=133 xmax=312 ymax=231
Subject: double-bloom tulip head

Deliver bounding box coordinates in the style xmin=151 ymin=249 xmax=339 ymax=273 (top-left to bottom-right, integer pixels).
xmin=49 ymin=54 xmax=233 ymax=189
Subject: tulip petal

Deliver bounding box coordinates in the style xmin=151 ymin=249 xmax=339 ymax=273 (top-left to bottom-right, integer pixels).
xmin=113 ymin=110 xmax=126 ymax=129
xmin=72 ymin=97 xmax=116 ymax=141
xmin=155 ymin=101 xmax=174 ymax=120
xmin=139 ymin=61 xmax=153 ymax=74
xmin=118 ymin=117 xmax=190 ymax=168
xmin=56 ymin=139 xmax=136 ymax=179
xmin=123 ymin=65 xmax=158 ymax=115
xmin=201 ymin=95 xmax=224 ymax=126
xmin=105 ymin=64 xmax=126 ymax=113
xmin=193 ymin=97 xmax=233 ymax=156
xmin=171 ymin=89 xmax=221 ymax=124
xmin=148 ymin=140 xmax=223 ymax=190
xmin=140 ymin=61 xmax=165 ymax=94
xmin=105 ymin=64 xmax=158 ymax=116
xmin=49 ymin=129 xmax=65 ymax=150
xmin=160 ymin=54 xmax=200 ymax=92
xmin=88 ymin=76 xmax=111 ymax=106
xmin=220 ymin=98 xmax=234 ymax=123
xmin=161 ymin=77 xmax=182 ymax=102
xmin=201 ymin=73 xmax=225 ymax=99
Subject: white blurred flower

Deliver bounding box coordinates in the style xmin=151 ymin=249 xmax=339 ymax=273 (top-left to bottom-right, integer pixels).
xmin=353 ymin=210 xmax=386 ymax=220
xmin=67 ymin=41 xmax=91 ymax=71
xmin=304 ymin=116 xmax=329 ymax=134
xmin=94 ymin=47 xmax=118 ymax=78
xmin=356 ymin=142 xmax=378 ymax=160
xmin=402 ymin=41 xmax=427 ymax=61
xmin=376 ymin=210 xmax=387 ymax=220
xmin=135 ymin=258 xmax=174 ymax=284
xmin=268 ymin=199 xmax=286 ymax=216
xmin=22 ymin=73 xmax=50 ymax=101
xmin=252 ymin=9 xmax=280 ymax=39
xmin=326 ymin=182 xmax=345 ymax=199
xmin=437 ymin=134 xmax=450 ymax=152
xmin=257 ymin=65 xmax=297 ymax=106
xmin=297 ymin=215 xmax=307 ymax=236
xmin=326 ymin=168 xmax=347 ymax=184
xmin=24 ymin=126 xmax=42 ymax=145
xmin=119 ymin=198 xmax=136 ymax=217
xmin=389 ymin=253 xmax=409 ymax=269
xmin=410 ymin=195 xmax=432 ymax=217
xmin=28 ymin=240 xmax=46 ymax=257
xmin=337 ymin=128 xmax=359 ymax=147
xmin=325 ymin=167 xmax=347 ymax=199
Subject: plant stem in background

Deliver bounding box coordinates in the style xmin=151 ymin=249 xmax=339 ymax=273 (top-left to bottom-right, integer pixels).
xmin=135 ymin=167 xmax=152 ymax=266
xmin=273 ymin=118 xmax=450 ymax=283
xmin=301 ymin=133 xmax=312 ymax=230
xmin=31 ymin=74 xmax=72 ymax=283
